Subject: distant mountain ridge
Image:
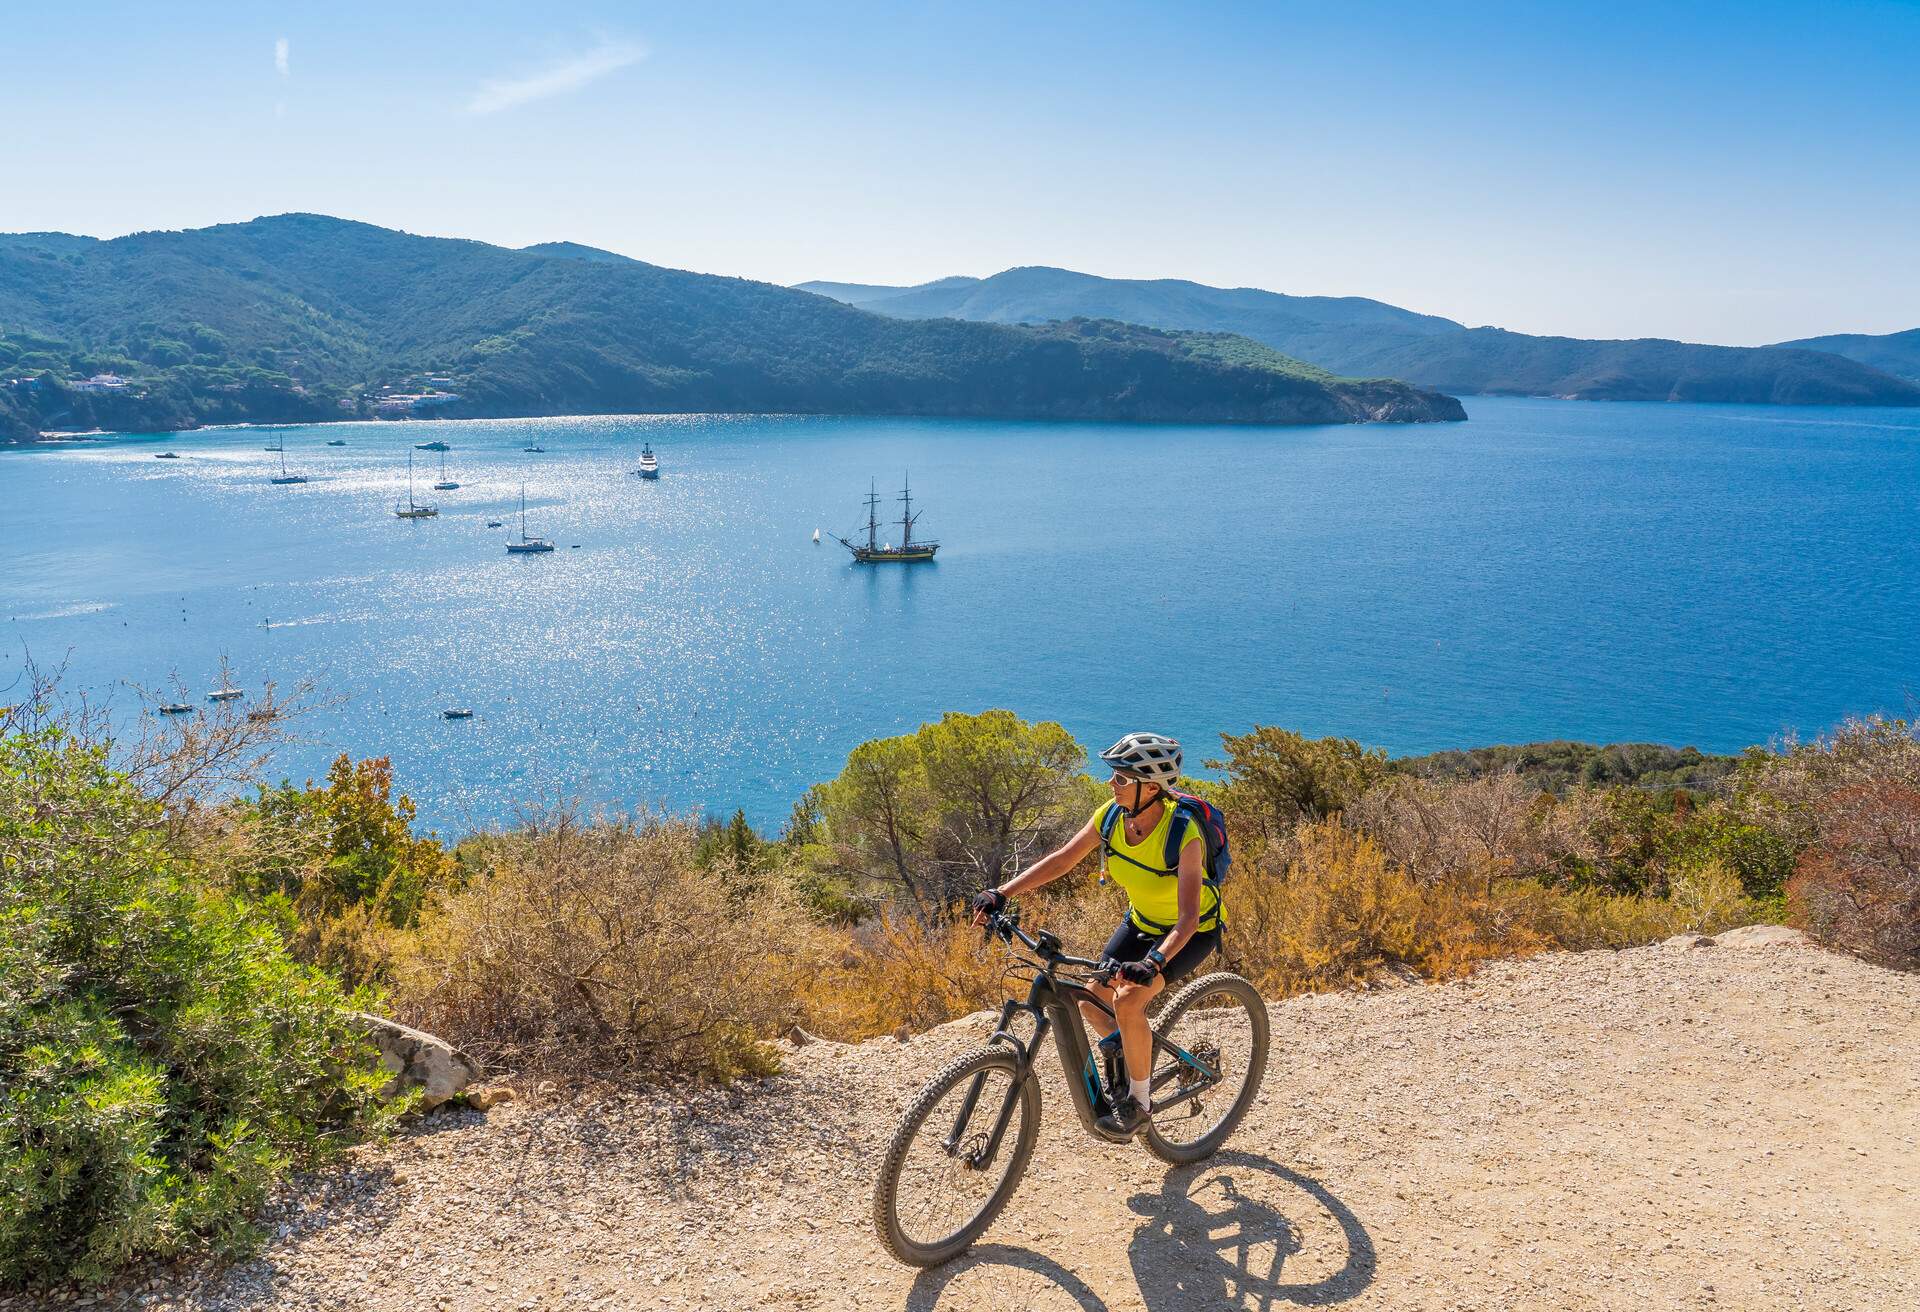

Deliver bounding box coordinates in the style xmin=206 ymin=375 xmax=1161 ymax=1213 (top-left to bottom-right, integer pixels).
xmin=0 ymin=216 xmax=1464 ymax=441
xmin=797 ymin=266 xmax=1467 ymax=383
xmin=799 ymin=267 xmax=1920 ymax=407
xmin=1770 ymin=328 xmax=1920 ymax=383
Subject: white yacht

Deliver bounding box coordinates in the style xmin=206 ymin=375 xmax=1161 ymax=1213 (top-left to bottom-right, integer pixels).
xmin=394 ymin=451 xmax=439 ymax=518
xmin=506 ymin=484 xmax=554 ymax=553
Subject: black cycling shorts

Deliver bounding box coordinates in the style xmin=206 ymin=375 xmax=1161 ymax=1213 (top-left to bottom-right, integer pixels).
xmin=1102 ymin=920 xmax=1220 ymax=985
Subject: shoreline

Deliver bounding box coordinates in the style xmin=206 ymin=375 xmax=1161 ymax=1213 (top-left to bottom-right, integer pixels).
xmin=16 ymin=392 xmax=1920 ymax=448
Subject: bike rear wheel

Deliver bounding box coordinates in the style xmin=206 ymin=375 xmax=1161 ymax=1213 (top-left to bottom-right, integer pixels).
xmin=1143 ymin=970 xmax=1269 ymax=1165
xmin=873 ymin=1046 xmax=1041 ymax=1267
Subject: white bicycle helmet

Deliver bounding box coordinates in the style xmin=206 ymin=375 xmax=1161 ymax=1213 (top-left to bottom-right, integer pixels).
xmin=1099 ymin=732 xmax=1182 ymax=786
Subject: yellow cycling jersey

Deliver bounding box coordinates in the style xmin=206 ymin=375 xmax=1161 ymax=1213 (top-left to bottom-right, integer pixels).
xmin=1094 ymin=800 xmax=1223 ymax=933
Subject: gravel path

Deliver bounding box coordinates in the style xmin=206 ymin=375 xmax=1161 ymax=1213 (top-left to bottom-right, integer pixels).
xmin=12 ymin=928 xmax=1918 ymax=1311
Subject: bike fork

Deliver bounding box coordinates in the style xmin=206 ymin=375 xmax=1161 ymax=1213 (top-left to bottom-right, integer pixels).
xmin=943 ymin=1002 xmax=1032 ymax=1169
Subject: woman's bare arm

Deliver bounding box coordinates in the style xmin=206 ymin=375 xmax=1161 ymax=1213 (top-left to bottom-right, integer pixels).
xmin=972 ymin=819 xmax=1101 ymax=921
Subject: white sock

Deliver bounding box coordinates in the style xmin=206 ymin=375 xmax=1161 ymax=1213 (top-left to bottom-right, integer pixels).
xmin=1129 ymin=1075 xmax=1151 ymax=1109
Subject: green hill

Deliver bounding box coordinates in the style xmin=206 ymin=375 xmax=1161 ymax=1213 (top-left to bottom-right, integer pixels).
xmin=0 ymin=216 xmax=1464 ymax=441
xmin=796 ymin=266 xmax=1464 ymax=379
xmin=1770 ymin=327 xmax=1920 ymax=383
xmin=1332 ymin=327 xmax=1920 ymax=405
xmin=803 ymin=268 xmax=1920 ymax=407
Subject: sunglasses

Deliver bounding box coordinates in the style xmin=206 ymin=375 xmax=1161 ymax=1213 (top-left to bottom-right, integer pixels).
xmin=1108 ymin=772 xmax=1145 ymax=787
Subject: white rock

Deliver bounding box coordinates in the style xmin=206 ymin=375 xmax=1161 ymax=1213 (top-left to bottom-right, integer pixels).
xmin=353 ymin=1013 xmax=479 ymax=1110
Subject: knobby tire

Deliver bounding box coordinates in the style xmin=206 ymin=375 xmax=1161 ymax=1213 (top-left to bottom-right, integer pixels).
xmin=872 ymin=1046 xmax=1041 ymax=1267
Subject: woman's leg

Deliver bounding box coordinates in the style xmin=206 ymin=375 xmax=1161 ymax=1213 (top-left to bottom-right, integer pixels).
xmin=1079 ymin=921 xmax=1148 ymax=1040
xmin=1113 ymin=972 xmax=1167 ymax=1087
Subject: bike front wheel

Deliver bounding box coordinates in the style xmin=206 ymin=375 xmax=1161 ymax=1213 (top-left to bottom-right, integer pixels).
xmin=1143 ymin=970 xmax=1269 ymax=1165
xmin=873 ymin=1046 xmax=1041 ymax=1266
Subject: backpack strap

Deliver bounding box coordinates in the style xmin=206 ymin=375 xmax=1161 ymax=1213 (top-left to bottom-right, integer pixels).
xmin=1100 ymin=800 xmax=1176 ymax=876
xmin=1162 ymin=804 xmax=1193 ymax=874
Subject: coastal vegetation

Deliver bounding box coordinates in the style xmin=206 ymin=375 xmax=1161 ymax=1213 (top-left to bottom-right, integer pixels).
xmin=805 ymin=266 xmax=1920 ymax=406
xmin=0 ymin=704 xmax=401 ymax=1288
xmin=4 ymin=682 xmax=1916 ymax=1288
xmin=0 ymin=216 xmax=1463 ymax=443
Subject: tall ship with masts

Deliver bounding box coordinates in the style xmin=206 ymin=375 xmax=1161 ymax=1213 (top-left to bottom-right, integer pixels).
xmin=834 ymin=475 xmax=939 ymax=563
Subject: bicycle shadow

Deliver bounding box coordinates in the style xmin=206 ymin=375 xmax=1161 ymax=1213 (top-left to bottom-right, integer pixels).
xmin=904 ymin=1243 xmax=1112 ymax=1312
xmin=1126 ymin=1152 xmax=1376 ymax=1310
xmin=900 ymin=1154 xmax=1373 ymax=1312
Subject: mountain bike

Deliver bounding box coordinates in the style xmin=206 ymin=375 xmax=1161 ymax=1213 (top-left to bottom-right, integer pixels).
xmin=872 ymin=908 xmax=1270 ymax=1266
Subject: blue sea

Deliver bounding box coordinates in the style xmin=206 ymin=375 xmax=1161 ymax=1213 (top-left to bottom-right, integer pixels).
xmin=3 ymin=398 xmax=1917 ymax=833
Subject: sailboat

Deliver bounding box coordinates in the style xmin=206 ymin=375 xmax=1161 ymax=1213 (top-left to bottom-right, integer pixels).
xmin=393 ymin=451 xmax=439 ymax=518
xmin=269 ymin=446 xmax=308 ymax=485
xmin=432 ymin=448 xmax=459 ymax=491
xmin=636 ymin=443 xmax=660 ymax=479
xmin=833 ymin=475 xmax=939 ymax=563
xmin=505 ymin=483 xmax=554 ymax=553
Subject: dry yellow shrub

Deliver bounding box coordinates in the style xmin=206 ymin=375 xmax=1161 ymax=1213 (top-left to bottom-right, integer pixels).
xmin=796 ymin=874 xmax=1128 ymax=1041
xmin=1226 ymin=820 xmax=1536 ymax=995
xmin=393 ymin=813 xmax=827 ymax=1082
xmin=1503 ymin=858 xmax=1761 ymax=950
xmin=801 ymin=913 xmax=1012 ymax=1040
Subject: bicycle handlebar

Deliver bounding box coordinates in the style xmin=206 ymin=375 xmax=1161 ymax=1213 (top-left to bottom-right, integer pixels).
xmin=984 ymin=910 xmax=1113 ymax=978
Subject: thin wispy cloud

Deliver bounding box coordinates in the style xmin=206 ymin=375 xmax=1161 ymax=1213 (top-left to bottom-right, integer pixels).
xmin=274 ymin=37 xmax=289 ymax=78
xmin=467 ymin=39 xmax=645 ymax=115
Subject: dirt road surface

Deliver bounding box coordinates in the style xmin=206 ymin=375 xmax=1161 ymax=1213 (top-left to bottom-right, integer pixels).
xmin=16 ymin=928 xmax=1918 ymax=1311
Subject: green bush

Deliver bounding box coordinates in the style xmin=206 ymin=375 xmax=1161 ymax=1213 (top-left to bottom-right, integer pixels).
xmin=202 ymin=755 xmax=460 ymax=986
xmin=0 ymin=729 xmax=398 ymax=1289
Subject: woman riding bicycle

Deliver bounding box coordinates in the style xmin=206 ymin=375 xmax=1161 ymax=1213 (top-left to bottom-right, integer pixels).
xmin=971 ymin=731 xmax=1222 ymax=1138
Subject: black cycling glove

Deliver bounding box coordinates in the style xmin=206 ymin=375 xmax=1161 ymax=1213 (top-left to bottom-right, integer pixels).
xmin=1119 ymin=957 xmax=1161 ymax=985
xmin=970 ymin=888 xmax=1007 ymax=918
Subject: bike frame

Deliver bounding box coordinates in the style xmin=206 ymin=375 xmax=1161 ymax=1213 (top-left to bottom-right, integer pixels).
xmin=945 ymin=916 xmax=1223 ymax=1164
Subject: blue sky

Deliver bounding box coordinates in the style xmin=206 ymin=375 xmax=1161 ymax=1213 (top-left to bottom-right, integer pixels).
xmin=4 ymin=1 xmax=1916 ymax=344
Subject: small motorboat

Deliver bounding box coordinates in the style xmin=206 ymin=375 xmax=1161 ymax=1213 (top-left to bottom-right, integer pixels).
xmin=486 ymin=520 xmax=503 ymax=528
xmin=415 ymin=441 xmax=451 ymax=452
xmin=327 ymin=439 xmax=347 ymax=446
xmin=433 ymin=481 xmax=459 ymax=491
xmin=158 ymin=702 xmax=194 ymax=715
xmin=812 ymin=528 xmax=820 ymax=543
xmin=155 ymin=452 xmax=180 ymax=460
xmin=207 ymin=688 xmax=244 ymax=702
xmin=442 ymin=708 xmax=475 ymax=720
